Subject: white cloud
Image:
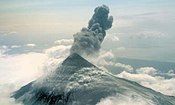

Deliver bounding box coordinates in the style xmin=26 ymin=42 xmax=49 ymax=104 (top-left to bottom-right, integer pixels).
xmin=43 ymin=45 xmax=71 ymax=72
xmin=0 ymin=40 xmax=71 ymax=84
xmin=130 ymin=31 xmax=165 ymax=39
xmin=0 ymin=31 xmax=18 ymax=36
xmin=117 ymin=71 xmax=157 ymax=84
xmin=112 ymin=35 xmax=120 ymax=41
xmin=117 ymin=70 xmax=175 ymax=96
xmin=54 ymin=39 xmax=73 ymax=45
xmin=0 ymin=84 xmax=22 ymax=105
xmin=0 ymin=52 xmax=47 ymax=105
xmin=94 ymin=52 xmax=175 ymax=96
xmin=0 ymin=52 xmax=47 ymax=84
xmin=105 ymin=33 xmax=120 ymax=43
xmin=0 ymin=39 xmax=73 ymax=105
xmin=117 ymin=47 xmax=126 ymax=51
xmin=115 ymin=19 xmax=133 ymax=29
xmin=0 ymin=45 xmax=9 ymax=57
xmin=45 ymin=45 xmax=70 ymax=58
xmin=11 ymin=45 xmax=21 ymax=49
xmin=8 ymin=32 xmax=18 ymax=35
xmin=92 ymin=51 xmax=114 ymax=66
xmin=25 ymin=44 xmax=36 ymax=47
xmin=88 ymin=51 xmax=133 ymax=73
xmin=96 ymin=93 xmax=155 ymax=105
xmin=165 ymin=69 xmax=175 ymax=77
xmin=114 ymin=63 xmax=133 ymax=73
xmin=136 ymin=67 xmax=157 ymax=75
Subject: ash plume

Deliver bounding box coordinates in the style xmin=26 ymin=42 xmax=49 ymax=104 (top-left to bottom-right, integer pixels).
xmin=70 ymin=5 xmax=113 ymax=55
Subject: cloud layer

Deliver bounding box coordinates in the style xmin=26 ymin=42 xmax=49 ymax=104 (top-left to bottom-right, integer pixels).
xmin=87 ymin=50 xmax=175 ymax=96
xmin=0 ymin=39 xmax=175 ymax=105
xmin=0 ymin=39 xmax=72 ymax=105
xmin=97 ymin=93 xmax=155 ymax=105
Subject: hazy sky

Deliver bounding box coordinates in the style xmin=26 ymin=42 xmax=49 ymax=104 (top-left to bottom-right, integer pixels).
xmin=0 ymin=0 xmax=175 ymax=62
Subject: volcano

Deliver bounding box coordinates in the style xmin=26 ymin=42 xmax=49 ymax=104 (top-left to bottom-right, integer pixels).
xmin=12 ymin=53 xmax=175 ymax=105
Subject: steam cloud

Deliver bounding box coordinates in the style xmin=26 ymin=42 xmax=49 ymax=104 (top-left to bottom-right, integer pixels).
xmin=70 ymin=5 xmax=113 ymax=55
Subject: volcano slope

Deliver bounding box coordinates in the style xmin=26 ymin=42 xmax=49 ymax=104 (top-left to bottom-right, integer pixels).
xmin=12 ymin=53 xmax=175 ymax=105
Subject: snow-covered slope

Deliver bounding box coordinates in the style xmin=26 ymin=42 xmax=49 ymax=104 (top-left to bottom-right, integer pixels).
xmin=12 ymin=53 xmax=175 ymax=105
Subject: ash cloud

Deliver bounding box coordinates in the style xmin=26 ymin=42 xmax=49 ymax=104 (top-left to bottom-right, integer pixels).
xmin=70 ymin=5 xmax=113 ymax=55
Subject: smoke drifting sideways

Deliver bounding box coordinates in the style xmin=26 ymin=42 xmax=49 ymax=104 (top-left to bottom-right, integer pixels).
xmin=70 ymin=5 xmax=113 ymax=56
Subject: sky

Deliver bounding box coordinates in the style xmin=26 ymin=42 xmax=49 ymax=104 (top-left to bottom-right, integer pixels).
xmin=0 ymin=0 xmax=175 ymax=61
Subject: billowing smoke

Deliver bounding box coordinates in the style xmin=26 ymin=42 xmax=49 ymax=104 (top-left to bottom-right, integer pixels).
xmin=70 ymin=5 xmax=113 ymax=55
